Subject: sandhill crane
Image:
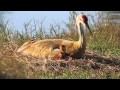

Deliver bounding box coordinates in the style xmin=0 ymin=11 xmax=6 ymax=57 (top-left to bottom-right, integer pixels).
xmin=17 ymin=14 xmax=93 ymax=59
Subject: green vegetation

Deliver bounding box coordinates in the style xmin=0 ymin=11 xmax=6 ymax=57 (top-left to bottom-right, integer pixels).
xmin=0 ymin=11 xmax=120 ymax=79
xmin=86 ymin=25 xmax=120 ymax=57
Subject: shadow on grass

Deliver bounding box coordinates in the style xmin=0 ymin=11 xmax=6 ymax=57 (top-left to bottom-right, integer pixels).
xmin=54 ymin=51 xmax=120 ymax=72
xmin=84 ymin=53 xmax=120 ymax=66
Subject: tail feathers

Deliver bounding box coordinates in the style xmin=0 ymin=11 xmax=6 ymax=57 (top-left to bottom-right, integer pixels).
xmin=17 ymin=40 xmax=36 ymax=53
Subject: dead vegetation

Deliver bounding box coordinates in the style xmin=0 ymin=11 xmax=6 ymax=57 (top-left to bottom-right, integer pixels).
xmin=0 ymin=42 xmax=119 ymax=79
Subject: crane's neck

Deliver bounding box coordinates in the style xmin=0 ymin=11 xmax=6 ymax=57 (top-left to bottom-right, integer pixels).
xmin=77 ymin=23 xmax=86 ymax=48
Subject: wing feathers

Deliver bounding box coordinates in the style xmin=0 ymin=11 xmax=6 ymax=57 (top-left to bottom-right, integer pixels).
xmin=17 ymin=39 xmax=77 ymax=59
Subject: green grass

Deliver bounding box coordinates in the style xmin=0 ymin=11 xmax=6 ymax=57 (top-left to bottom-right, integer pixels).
xmin=86 ymin=25 xmax=120 ymax=57
xmin=0 ymin=12 xmax=120 ymax=79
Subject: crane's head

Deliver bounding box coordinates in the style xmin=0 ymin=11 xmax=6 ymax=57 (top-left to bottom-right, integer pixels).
xmin=76 ymin=15 xmax=93 ymax=36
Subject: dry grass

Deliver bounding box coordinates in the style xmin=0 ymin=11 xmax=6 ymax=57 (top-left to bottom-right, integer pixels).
xmin=0 ymin=42 xmax=120 ymax=79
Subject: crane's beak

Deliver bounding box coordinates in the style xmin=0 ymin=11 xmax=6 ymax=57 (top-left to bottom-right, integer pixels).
xmin=85 ymin=22 xmax=93 ymax=36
